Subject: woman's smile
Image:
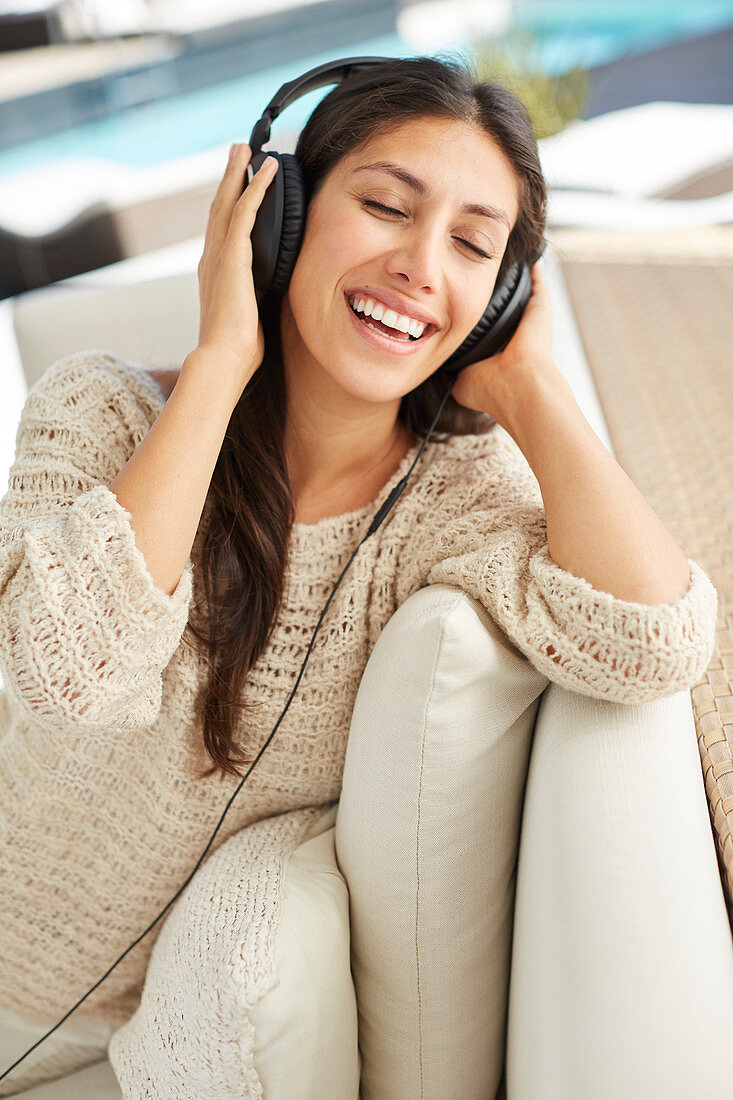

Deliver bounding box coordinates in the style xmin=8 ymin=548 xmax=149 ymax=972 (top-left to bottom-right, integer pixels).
xmin=343 ymin=291 xmax=438 ymax=357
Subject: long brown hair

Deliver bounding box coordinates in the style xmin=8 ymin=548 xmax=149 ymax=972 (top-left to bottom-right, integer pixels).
xmin=187 ymin=55 xmax=547 ymax=779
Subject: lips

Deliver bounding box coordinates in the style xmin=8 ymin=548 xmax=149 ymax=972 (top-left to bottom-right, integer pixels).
xmin=347 ymin=299 xmax=416 ymax=341
xmin=343 ymin=294 xmax=438 ymax=341
xmin=344 ymin=293 xmax=434 ymax=356
xmin=343 ymin=286 xmax=440 ymax=334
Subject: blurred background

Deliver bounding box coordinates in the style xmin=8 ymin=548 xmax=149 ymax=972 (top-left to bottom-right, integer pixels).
xmin=1 ymin=0 xmax=732 ymax=481
xmin=2 ymin=0 xmax=732 ymax=297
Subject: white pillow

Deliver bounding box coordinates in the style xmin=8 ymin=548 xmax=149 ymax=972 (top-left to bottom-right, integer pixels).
xmin=336 ymin=584 xmax=550 ymax=1100
xmin=108 ymin=802 xmax=359 ymax=1098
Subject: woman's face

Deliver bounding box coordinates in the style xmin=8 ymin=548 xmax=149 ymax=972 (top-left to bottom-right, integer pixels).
xmin=282 ymin=115 xmax=521 ymax=403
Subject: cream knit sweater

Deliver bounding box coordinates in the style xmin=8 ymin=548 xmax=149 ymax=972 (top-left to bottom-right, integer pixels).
xmin=0 ymin=350 xmax=718 ymax=1030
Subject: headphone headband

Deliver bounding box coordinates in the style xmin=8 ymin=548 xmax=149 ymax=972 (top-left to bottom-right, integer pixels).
xmin=247 ymin=56 xmax=388 ymax=155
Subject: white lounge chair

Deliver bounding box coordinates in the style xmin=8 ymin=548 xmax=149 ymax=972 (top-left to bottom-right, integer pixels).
xmin=539 ymin=101 xmax=733 ymax=198
xmin=539 ymin=100 xmax=733 ymax=231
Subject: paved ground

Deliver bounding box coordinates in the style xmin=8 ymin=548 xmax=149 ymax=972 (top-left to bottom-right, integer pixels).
xmin=583 ymin=24 xmax=733 ymax=118
xmin=0 ymin=37 xmax=177 ymax=104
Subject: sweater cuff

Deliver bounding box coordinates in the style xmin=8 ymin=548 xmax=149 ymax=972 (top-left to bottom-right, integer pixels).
xmin=25 ymin=483 xmax=194 ymax=661
xmin=91 ymin=484 xmax=194 ymax=618
xmin=528 ymin=548 xmax=718 ymax=691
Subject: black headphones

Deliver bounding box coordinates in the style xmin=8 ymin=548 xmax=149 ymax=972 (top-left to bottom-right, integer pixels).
xmin=245 ymin=55 xmax=540 ymax=378
xmin=0 ymin=57 xmax=546 ymax=1088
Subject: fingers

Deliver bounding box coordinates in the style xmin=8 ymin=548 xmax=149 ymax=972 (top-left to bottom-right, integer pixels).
xmin=201 ymin=145 xmax=248 ymax=258
xmin=229 ymin=152 xmax=279 ymax=235
xmin=203 ymin=144 xmax=277 ymax=257
xmin=528 ymin=262 xmax=551 ymax=302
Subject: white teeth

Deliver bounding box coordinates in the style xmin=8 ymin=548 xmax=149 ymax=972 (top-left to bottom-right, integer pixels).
xmin=348 ymin=295 xmax=428 ymax=340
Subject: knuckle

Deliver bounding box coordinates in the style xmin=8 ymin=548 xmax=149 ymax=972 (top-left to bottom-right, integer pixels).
xmin=231 ymin=199 xmax=252 ymax=222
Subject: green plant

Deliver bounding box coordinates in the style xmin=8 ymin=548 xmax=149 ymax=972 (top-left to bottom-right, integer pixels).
xmin=472 ymin=27 xmax=588 ymax=139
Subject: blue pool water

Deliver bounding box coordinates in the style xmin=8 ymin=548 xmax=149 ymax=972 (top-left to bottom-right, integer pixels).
xmin=1 ymin=0 xmax=732 ymax=180
xmin=510 ymin=0 xmax=733 ymax=71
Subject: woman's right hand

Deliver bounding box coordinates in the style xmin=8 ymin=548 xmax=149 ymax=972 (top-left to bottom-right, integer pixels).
xmin=191 ymin=143 xmax=279 ymax=394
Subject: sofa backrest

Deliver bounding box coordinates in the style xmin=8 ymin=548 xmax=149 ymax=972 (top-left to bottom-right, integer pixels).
xmin=13 ymin=271 xmax=200 ymax=390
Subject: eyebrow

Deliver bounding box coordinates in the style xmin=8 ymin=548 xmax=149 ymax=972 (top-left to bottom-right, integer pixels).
xmin=353 ymin=160 xmax=512 ymax=231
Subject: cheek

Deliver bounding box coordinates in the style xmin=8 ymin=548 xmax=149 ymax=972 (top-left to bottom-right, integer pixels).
xmin=300 ymin=203 xmax=357 ymax=273
xmin=455 ymin=283 xmax=495 ymax=341
xmin=299 ymin=200 xmax=381 ymax=287
xmin=288 ymin=207 xmax=376 ymax=339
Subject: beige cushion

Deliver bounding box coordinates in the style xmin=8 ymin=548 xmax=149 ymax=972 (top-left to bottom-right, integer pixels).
xmin=508 ymin=683 xmax=733 ymax=1098
xmin=336 ymin=584 xmax=549 ymax=1100
xmin=248 ymin=809 xmax=361 ymax=1098
xmin=0 ymin=1005 xmax=117 ymax=1098
xmin=13 ymin=272 xmax=199 ymax=391
xmin=108 ymin=583 xmax=550 ymax=1099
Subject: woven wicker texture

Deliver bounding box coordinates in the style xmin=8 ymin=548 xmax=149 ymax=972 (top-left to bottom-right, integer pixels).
xmin=559 ymin=252 xmax=733 ymax=933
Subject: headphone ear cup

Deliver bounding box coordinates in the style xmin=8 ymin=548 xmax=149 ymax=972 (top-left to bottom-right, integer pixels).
xmin=270 ymin=152 xmax=307 ymax=293
xmin=441 ymin=262 xmax=532 ymax=377
xmin=249 ymin=151 xmax=307 ymax=294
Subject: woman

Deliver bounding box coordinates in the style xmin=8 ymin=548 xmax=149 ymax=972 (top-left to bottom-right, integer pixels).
xmin=0 ymin=56 xmax=717 ymax=1094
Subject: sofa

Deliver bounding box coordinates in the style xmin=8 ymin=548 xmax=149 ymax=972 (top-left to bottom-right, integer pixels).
xmin=3 ymin=253 xmax=733 ymax=1099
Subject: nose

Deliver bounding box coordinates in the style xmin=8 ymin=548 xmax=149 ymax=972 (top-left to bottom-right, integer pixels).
xmin=384 ymin=223 xmax=442 ymax=293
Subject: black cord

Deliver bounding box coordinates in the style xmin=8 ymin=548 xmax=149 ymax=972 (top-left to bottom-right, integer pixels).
xmin=0 ymin=380 xmax=456 ymax=1083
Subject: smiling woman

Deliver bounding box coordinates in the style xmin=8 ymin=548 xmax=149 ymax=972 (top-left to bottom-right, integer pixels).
xmin=0 ymin=55 xmax=719 ymax=1097
xmin=280 ymin=114 xmax=520 ymax=510
xmin=184 ymin=57 xmax=547 ymax=777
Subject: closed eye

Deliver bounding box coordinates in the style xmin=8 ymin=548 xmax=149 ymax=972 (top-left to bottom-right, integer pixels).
xmin=360 ymin=199 xmax=493 ymax=260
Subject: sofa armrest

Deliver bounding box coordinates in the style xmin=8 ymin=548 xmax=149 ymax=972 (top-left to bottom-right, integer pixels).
xmin=508 ymin=683 xmax=733 ymax=1099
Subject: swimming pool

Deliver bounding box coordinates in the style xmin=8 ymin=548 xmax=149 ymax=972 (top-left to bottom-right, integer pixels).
xmin=510 ymin=0 xmax=733 ymax=71
xmin=0 ymin=0 xmax=732 ymax=181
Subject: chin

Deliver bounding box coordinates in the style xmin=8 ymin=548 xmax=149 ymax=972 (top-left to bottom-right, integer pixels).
xmin=327 ymin=351 xmax=415 ymax=400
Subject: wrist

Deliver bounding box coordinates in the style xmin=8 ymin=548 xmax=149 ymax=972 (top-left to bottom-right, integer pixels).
xmin=182 ymin=347 xmax=253 ymax=411
xmin=496 ymin=361 xmax=577 ymax=454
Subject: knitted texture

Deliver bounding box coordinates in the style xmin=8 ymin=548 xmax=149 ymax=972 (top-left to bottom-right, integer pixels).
xmin=0 ymin=351 xmax=719 ymax=1030
xmin=106 ymin=806 xmax=324 ymax=1099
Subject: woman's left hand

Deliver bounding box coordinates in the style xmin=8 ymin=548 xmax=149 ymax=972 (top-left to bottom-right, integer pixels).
xmin=449 ymin=264 xmax=564 ymax=435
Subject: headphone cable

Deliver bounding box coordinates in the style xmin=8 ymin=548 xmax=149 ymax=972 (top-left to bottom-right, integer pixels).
xmin=0 ymin=379 xmax=455 ymax=1083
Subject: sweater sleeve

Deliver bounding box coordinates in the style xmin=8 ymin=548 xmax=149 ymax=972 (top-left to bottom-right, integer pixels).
xmin=0 ymin=351 xmax=193 ymax=733
xmin=397 ymin=429 xmax=718 ymax=705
